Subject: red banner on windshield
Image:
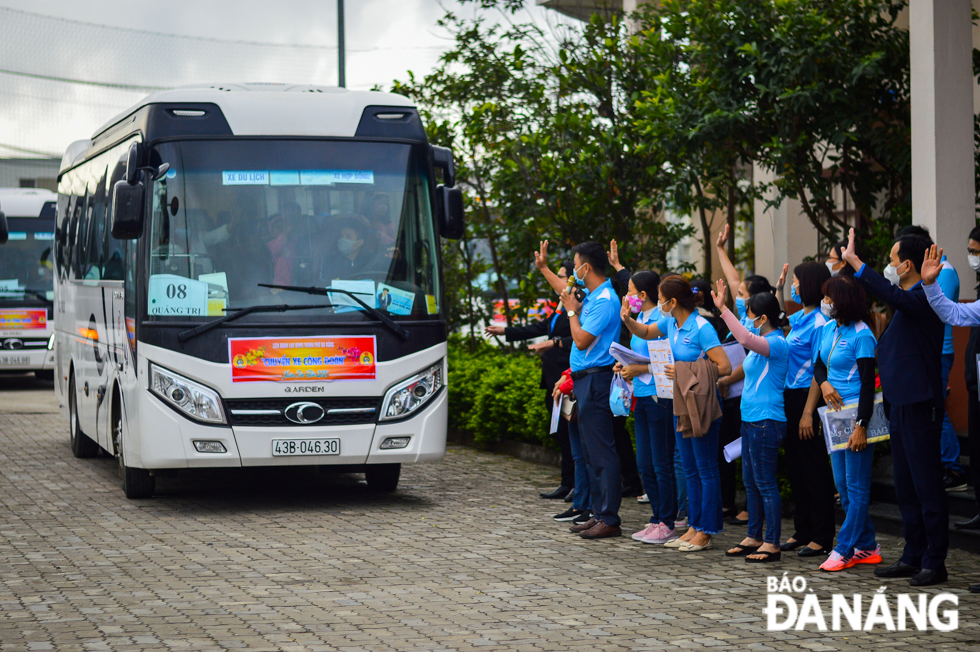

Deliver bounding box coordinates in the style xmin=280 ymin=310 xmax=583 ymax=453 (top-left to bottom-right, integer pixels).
xmin=229 ymin=335 xmax=376 ymax=383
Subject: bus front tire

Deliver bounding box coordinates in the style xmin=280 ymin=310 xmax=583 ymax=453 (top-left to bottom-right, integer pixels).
xmin=365 ymin=463 xmax=400 ymax=492
xmin=68 ymin=373 xmax=99 ymax=458
xmin=115 ymin=412 xmax=154 ymax=499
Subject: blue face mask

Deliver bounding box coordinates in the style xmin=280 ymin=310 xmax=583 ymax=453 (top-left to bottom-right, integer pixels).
xmin=790 ymin=284 xmax=801 ymax=304
xmin=573 ymin=264 xmax=587 ymax=286
xmin=747 ymin=324 xmax=760 ymax=336
xmin=735 ymin=296 xmax=746 ymax=315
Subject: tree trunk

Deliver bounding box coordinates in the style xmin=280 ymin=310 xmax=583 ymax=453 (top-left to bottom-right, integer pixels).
xmin=692 ymin=174 xmax=712 ymax=279
xmin=727 ymin=176 xmax=737 ymax=265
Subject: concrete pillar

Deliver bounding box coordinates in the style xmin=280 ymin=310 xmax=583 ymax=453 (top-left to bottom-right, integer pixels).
xmin=910 ymin=0 xmax=975 ymax=276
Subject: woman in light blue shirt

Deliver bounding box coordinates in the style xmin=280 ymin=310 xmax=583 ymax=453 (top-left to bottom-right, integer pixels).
xmin=802 ymin=276 xmax=880 ymax=572
xmin=713 ymin=283 xmax=790 ymax=563
xmin=622 ymin=276 xmax=732 ymax=552
xmin=782 ymin=262 xmax=836 ymax=558
xmin=615 ymin=270 xmax=679 ymax=545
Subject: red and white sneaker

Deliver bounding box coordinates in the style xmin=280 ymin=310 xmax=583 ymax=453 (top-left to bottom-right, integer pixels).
xmin=820 ymin=551 xmax=852 ymax=572
xmin=847 ymin=545 xmax=882 ymax=567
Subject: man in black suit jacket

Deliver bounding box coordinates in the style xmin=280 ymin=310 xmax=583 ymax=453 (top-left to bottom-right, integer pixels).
xmin=842 ymin=227 xmax=948 ymax=586
xmin=486 ymin=262 xmax=575 ymax=499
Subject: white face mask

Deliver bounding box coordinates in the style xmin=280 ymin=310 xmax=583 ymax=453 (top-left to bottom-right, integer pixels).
xmin=657 ymin=300 xmax=673 ymax=317
xmin=883 ymin=261 xmax=907 ymax=286
xmin=969 ymin=254 xmax=980 ymax=272
xmin=826 ymin=260 xmax=840 ymax=277
xmin=820 ymin=301 xmax=833 ymax=319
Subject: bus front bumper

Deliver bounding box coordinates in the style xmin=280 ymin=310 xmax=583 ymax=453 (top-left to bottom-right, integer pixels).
xmin=138 ymin=384 xmax=447 ymax=469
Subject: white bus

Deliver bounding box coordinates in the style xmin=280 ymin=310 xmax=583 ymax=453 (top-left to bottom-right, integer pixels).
xmin=53 ymin=83 xmax=464 ymax=498
xmin=0 ymin=188 xmax=57 ymax=381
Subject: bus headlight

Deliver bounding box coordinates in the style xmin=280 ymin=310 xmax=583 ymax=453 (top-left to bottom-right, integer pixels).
xmin=379 ymin=361 xmax=443 ymax=422
xmin=47 ymin=334 xmax=55 ymax=351
xmin=149 ymin=363 xmax=226 ymax=424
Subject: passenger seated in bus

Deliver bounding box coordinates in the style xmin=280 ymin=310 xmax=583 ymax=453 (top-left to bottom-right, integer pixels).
xmin=266 ymin=202 xmax=302 ymax=285
xmin=361 ymin=193 xmax=396 ymax=247
xmin=318 ymin=215 xmax=384 ymax=284
xmin=210 ymin=199 xmax=272 ymax=301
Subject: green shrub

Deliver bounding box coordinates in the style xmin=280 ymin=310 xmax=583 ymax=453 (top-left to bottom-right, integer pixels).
xmin=448 ymin=335 xmax=553 ymax=448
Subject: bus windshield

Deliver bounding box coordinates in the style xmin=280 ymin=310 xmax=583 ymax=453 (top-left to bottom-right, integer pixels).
xmin=147 ymin=140 xmax=441 ymax=322
xmin=0 ymin=218 xmax=55 ymax=302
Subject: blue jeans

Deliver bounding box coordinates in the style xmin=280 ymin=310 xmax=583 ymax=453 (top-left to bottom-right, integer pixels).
xmin=634 ymin=396 xmax=677 ymax=529
xmin=567 ymin=418 xmax=591 ymax=513
xmin=741 ymin=420 xmax=786 ymax=545
xmin=674 ymin=416 xmax=723 ymax=535
xmin=940 ymin=353 xmax=963 ymax=473
xmin=830 ymin=444 xmax=877 ymax=557
xmin=675 ymin=448 xmax=688 ymax=519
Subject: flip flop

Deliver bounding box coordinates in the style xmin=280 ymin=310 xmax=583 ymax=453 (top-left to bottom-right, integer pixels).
xmin=745 ymin=550 xmax=782 ymax=563
xmin=725 ymin=544 xmax=761 ymax=557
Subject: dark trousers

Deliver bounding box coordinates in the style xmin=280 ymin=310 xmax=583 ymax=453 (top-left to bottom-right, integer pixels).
xmin=783 ymin=388 xmax=836 ymax=548
xmin=970 ymin=391 xmax=980 ymax=512
xmin=545 ymin=393 xmax=574 ymax=487
xmin=889 ymin=400 xmax=949 ymax=571
xmin=571 ymin=371 xmax=621 ymax=527
xmin=614 ymin=416 xmax=642 ymax=490
xmin=718 ymin=397 xmax=742 ymax=510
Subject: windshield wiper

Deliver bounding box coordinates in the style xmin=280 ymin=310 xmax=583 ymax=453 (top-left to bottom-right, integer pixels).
xmin=0 ymin=288 xmax=52 ymax=305
xmin=178 ymin=303 xmax=332 ymax=343
xmin=258 ymin=283 xmax=410 ymax=341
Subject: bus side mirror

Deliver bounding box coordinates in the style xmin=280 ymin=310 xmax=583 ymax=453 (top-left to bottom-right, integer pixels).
xmin=432 ymin=146 xmax=456 ymax=188
xmin=437 ymin=185 xmax=464 ymax=240
xmin=0 ymin=211 xmax=7 ymax=245
xmin=111 ymin=179 xmax=145 ymax=240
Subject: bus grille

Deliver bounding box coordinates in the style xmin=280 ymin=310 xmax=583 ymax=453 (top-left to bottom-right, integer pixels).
xmin=224 ymin=397 xmax=381 ymax=427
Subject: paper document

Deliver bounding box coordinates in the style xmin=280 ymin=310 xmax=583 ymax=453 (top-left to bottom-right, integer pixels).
xmin=723 ymin=437 xmax=742 ymax=463
xmin=550 ymin=398 xmax=561 ymax=434
xmin=646 ymin=339 xmax=675 ymax=399
xmin=721 ymin=342 xmax=747 ymax=399
xmin=817 ymin=394 xmax=889 ymax=453
xmin=609 ymin=342 xmax=652 ymax=384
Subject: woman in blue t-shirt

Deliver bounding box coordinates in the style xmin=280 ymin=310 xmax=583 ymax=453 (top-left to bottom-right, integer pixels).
xmin=801 ymin=276 xmax=880 ymax=572
xmin=622 ymin=276 xmax=732 ymax=552
xmin=713 ymin=282 xmax=790 ymax=563
xmin=781 ymin=262 xmax=837 ymax=559
xmin=615 ymin=270 xmax=680 ymax=545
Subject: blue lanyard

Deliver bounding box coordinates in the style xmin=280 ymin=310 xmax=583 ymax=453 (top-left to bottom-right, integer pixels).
xmin=550 ymin=308 xmax=560 ymax=333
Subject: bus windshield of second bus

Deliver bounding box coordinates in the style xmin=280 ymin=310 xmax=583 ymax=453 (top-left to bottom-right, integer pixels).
xmin=146 ymin=139 xmax=441 ymax=324
xmin=0 ymin=198 xmax=56 ymax=304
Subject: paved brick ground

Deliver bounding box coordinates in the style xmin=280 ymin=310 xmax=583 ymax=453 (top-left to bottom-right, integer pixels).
xmin=1 ymin=393 xmax=980 ymax=651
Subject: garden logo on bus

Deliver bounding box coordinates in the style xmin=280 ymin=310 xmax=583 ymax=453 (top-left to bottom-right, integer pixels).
xmin=228 ymin=335 xmax=376 ymax=383
xmin=765 ymin=573 xmax=957 ymax=632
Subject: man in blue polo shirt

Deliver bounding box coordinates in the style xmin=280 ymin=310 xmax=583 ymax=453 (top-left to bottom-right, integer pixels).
xmin=559 ymin=241 xmax=623 ymax=539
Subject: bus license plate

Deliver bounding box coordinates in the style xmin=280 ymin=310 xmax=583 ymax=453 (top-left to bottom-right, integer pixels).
xmin=271 ymin=438 xmax=341 ymax=456
xmin=0 ymin=355 xmax=30 ymax=366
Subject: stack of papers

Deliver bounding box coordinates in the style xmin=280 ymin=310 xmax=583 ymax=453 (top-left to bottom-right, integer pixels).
xmin=609 ymin=343 xmax=652 ymax=384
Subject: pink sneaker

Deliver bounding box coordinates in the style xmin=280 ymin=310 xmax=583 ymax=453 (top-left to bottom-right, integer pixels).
xmin=820 ymin=551 xmax=851 ymax=572
xmin=642 ymin=523 xmax=678 ymax=544
xmin=632 ymin=523 xmax=659 ymax=541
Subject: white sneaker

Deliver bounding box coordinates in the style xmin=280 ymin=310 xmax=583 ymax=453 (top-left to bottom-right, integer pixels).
xmin=675 ymin=517 xmax=688 ymax=530
xmin=637 ymin=493 xmax=650 ymax=504
xmin=631 ymin=523 xmax=658 ymax=541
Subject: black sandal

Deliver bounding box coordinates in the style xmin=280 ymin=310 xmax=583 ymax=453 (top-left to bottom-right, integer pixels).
xmin=725 ymin=544 xmax=760 ymax=557
xmin=780 ymin=539 xmax=805 ymax=552
xmin=798 ymin=546 xmax=831 ymax=558
xmin=746 ymin=550 xmax=782 ymax=563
